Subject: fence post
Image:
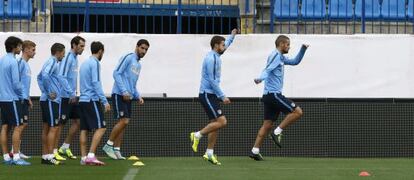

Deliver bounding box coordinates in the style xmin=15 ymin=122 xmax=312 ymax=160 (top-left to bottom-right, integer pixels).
xmin=177 ymin=0 xmax=182 ymax=34
xmin=361 ymin=0 xmax=366 ymax=33
xmin=269 ymin=0 xmax=275 ymax=33
xmin=85 ymin=0 xmax=90 ymax=32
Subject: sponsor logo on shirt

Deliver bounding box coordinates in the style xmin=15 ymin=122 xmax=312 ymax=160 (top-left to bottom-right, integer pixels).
xmin=131 ymin=67 xmax=140 ymax=76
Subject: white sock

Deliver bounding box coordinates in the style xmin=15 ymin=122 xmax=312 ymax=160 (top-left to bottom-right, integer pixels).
xmin=87 ymin=152 xmax=95 ymax=158
xmin=48 ymin=154 xmax=54 ymax=160
xmin=195 ymin=131 xmax=203 ymax=139
xmin=114 ymin=147 xmax=120 ymax=151
xmin=206 ymin=149 xmax=214 ymax=156
xmin=106 ymin=140 xmax=114 ymax=146
xmin=61 ymin=143 xmax=70 ymax=149
xmin=53 ymin=149 xmax=58 ymax=154
xmin=81 ymin=156 xmax=87 ymax=161
xmin=3 ymin=154 xmax=11 ymax=161
xmin=251 ymin=147 xmax=260 ymax=155
xmin=274 ymin=126 xmax=283 ymax=135
xmin=13 ymin=153 xmax=21 ymax=161
xmin=42 ymin=155 xmax=48 ymax=160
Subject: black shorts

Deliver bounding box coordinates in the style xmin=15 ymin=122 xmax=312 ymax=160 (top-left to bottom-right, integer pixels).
xmin=262 ymin=93 xmax=297 ymax=121
xmin=0 ymin=101 xmax=23 ymax=126
xmin=79 ymin=101 xmax=106 ymax=131
xmin=40 ymin=100 xmax=61 ymax=127
xmin=60 ymin=98 xmax=81 ymax=124
xmin=199 ymin=93 xmax=224 ymax=120
xmin=112 ymin=94 xmax=132 ymax=120
xmin=20 ymin=100 xmax=29 ymax=124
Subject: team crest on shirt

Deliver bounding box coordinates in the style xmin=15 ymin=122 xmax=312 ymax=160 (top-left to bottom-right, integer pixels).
xmin=61 ymin=115 xmax=66 ymax=120
xmin=102 ymin=121 xmax=106 ymax=126
xmin=120 ymin=111 xmax=124 ymax=117
xmin=217 ymin=109 xmax=222 ymax=115
xmin=26 ymin=69 xmax=31 ymax=77
xmin=131 ymin=67 xmax=140 ymax=75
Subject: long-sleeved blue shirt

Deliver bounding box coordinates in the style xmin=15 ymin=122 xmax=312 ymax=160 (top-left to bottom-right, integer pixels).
xmin=112 ymin=53 xmax=141 ymax=99
xmin=0 ymin=53 xmax=23 ymax=101
xmin=257 ymin=46 xmax=307 ymax=94
xmin=18 ymin=58 xmax=31 ymax=100
xmin=58 ymin=51 xmax=78 ymax=98
xmin=199 ymin=34 xmax=235 ymax=100
xmin=79 ymin=56 xmax=108 ymax=105
xmin=37 ymin=56 xmax=61 ymax=103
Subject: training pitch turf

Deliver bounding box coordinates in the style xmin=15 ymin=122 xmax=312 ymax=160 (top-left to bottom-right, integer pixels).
xmin=1 ymin=157 xmax=413 ymax=180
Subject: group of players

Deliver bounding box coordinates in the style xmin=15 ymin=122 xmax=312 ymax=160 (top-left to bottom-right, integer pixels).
xmin=190 ymin=29 xmax=309 ymax=165
xmin=0 ymin=36 xmax=149 ymax=166
xmin=0 ymin=29 xmax=309 ymax=166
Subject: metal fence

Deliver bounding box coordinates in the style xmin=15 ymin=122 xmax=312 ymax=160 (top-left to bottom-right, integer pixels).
xmin=0 ymin=0 xmax=240 ymax=34
xmin=3 ymin=0 xmax=414 ymax=34
xmin=9 ymin=97 xmax=414 ymax=157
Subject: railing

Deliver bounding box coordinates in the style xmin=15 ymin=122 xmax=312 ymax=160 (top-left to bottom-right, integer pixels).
xmin=254 ymin=0 xmax=414 ymax=34
xmin=0 ymin=0 xmax=240 ymax=34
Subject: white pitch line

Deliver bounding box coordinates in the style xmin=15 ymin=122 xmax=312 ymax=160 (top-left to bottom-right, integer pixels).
xmin=123 ymin=168 xmax=140 ymax=180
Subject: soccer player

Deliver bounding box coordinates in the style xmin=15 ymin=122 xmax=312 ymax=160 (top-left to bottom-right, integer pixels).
xmin=0 ymin=36 xmax=29 ymax=165
xmin=249 ymin=35 xmax=309 ymax=161
xmin=14 ymin=40 xmax=37 ymax=160
xmin=103 ymin=39 xmax=149 ymax=160
xmin=38 ymin=43 xmax=66 ymax=165
xmin=190 ymin=29 xmax=238 ymax=165
xmin=57 ymin=36 xmax=86 ymax=160
xmin=79 ymin=41 xmax=110 ymax=166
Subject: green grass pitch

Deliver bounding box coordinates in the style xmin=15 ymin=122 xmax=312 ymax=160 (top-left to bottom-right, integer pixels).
xmin=1 ymin=157 xmax=413 ymax=180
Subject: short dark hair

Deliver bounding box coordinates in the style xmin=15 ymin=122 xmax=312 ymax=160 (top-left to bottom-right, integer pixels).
xmin=51 ymin=43 xmax=65 ymax=55
xmin=71 ymin=36 xmax=85 ymax=49
xmin=22 ymin=40 xmax=36 ymax=51
xmin=210 ymin=36 xmax=225 ymax=49
xmin=275 ymin=35 xmax=289 ymax=47
xmin=137 ymin=39 xmax=149 ymax=47
xmin=5 ymin=36 xmax=23 ymax=53
xmin=90 ymin=41 xmax=104 ymax=54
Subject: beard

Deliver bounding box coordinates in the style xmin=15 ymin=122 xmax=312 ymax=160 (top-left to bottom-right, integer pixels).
xmin=218 ymin=49 xmax=225 ymax=55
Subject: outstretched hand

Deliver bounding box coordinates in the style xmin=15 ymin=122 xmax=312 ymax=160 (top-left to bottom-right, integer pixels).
xmin=254 ymin=79 xmax=262 ymax=84
xmin=231 ymin=29 xmax=239 ymax=36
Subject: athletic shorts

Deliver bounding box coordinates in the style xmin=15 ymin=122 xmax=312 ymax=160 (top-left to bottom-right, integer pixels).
xmin=262 ymin=93 xmax=297 ymax=121
xmin=199 ymin=93 xmax=224 ymax=120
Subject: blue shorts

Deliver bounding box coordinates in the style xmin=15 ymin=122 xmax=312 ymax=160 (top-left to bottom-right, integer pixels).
xmin=20 ymin=100 xmax=29 ymax=124
xmin=79 ymin=101 xmax=106 ymax=131
xmin=60 ymin=98 xmax=81 ymax=124
xmin=262 ymin=93 xmax=297 ymax=122
xmin=40 ymin=100 xmax=60 ymax=127
xmin=199 ymin=93 xmax=224 ymax=120
xmin=0 ymin=101 xmax=23 ymax=126
xmin=112 ymin=94 xmax=132 ymax=120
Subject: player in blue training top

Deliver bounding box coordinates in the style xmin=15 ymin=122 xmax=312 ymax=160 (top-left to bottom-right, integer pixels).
xmin=249 ymin=35 xmax=309 ymax=161
xmin=0 ymin=36 xmax=28 ymax=165
xmin=15 ymin=40 xmax=36 ymax=160
xmin=190 ymin=28 xmax=238 ymax=165
xmin=57 ymin=36 xmax=86 ymax=160
xmin=103 ymin=39 xmax=149 ymax=160
xmin=79 ymin=41 xmax=110 ymax=166
xmin=38 ymin=43 xmax=66 ymax=165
